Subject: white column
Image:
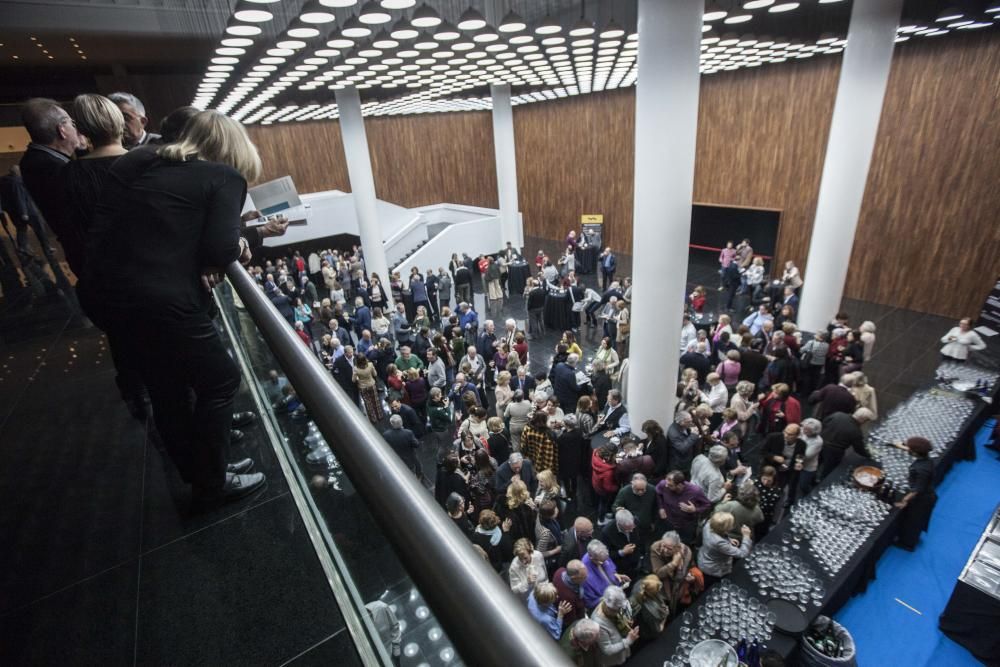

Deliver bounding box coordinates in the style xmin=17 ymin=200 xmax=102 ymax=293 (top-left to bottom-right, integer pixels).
xmin=335 ymin=85 xmax=393 ymax=309
xmin=490 ymin=84 xmax=522 ymax=249
xmin=626 ymin=0 xmax=703 ymax=430
xmin=798 ymin=0 xmax=903 ymax=332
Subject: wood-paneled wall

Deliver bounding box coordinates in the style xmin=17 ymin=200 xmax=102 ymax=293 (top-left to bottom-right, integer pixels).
xmin=247 ymin=111 xmax=497 ymax=210
xmin=247 ymin=31 xmax=1000 ymax=319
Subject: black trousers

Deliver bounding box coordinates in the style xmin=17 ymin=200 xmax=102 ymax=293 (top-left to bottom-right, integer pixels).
xmin=898 ymin=492 xmax=937 ymax=549
xmin=818 ymin=446 xmax=846 ymax=480
xmin=114 ymin=311 xmax=241 ymax=491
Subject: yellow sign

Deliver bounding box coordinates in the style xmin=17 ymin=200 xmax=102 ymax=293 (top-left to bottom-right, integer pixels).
xmin=581 ymin=214 xmax=603 ymax=224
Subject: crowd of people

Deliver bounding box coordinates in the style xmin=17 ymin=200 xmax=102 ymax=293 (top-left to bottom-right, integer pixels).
xmin=3 ymin=93 xmax=967 ymax=666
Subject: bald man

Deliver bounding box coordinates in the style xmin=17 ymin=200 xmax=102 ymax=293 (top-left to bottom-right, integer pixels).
xmin=560 ymin=516 xmax=594 ymax=567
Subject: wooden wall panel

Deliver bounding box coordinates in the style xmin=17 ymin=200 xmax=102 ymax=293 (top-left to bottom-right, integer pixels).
xmin=846 ymin=32 xmax=1000 ymax=318
xmin=248 ymin=31 xmax=1000 ymax=319
xmin=513 ymin=89 xmax=636 ymax=248
xmin=247 ymin=111 xmax=496 ymax=210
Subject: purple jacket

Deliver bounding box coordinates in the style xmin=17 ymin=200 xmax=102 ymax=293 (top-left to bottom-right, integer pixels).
xmin=655 ymin=481 xmax=712 ymax=529
xmin=581 ymin=554 xmax=619 ymax=610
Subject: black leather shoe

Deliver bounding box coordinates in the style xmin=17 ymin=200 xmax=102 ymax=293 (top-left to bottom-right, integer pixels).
xmin=232 ymin=411 xmax=257 ymax=428
xmin=230 ymin=429 xmax=245 ymax=443
xmin=227 ymin=458 xmax=254 ymax=474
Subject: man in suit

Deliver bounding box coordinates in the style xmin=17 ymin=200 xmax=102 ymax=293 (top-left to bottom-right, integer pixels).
xmin=738 ymin=338 xmax=769 ymax=386
xmin=382 ymin=414 xmax=421 ymax=477
xmin=454 ymin=263 xmax=473 ymax=304
xmin=18 ymin=98 xmax=82 ymax=270
xmin=352 ymin=297 xmax=372 ymax=339
xmin=597 ymin=389 xmax=630 ymax=437
xmin=667 ymin=411 xmax=701 ymax=476
xmin=680 ymin=341 xmax=712 ymax=384
xmin=0 ymin=166 xmax=54 ymax=256
xmin=108 ymin=92 xmax=161 ymax=148
xmin=599 ymin=247 xmax=616 ymax=290
xmin=525 ymin=279 xmax=547 ymax=339
xmin=560 ymin=517 xmax=595 ymax=567
xmin=332 ymin=346 xmax=359 ymax=406
xmin=782 ymin=286 xmax=800 ymax=312
xmin=390 ymin=398 xmax=424 ymax=437
xmin=602 ymin=509 xmax=640 ymax=581
xmin=552 ymin=353 xmax=585 ymax=413
xmin=494 ymin=452 xmax=538 ymax=495
xmin=424 ymin=268 xmax=439 ymax=320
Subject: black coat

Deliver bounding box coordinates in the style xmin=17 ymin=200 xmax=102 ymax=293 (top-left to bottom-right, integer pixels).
xmin=680 ymin=352 xmax=711 ymax=383
xmin=645 ymin=434 xmax=670 ymax=477
xmin=393 ymin=403 xmax=425 ymax=437
xmin=591 ymin=372 xmax=612 ymax=411
xmin=556 ymin=429 xmax=587 ymax=481
xmin=738 ymin=348 xmax=769 ymax=385
xmin=332 ymin=355 xmax=359 ymax=403
xmin=526 ymin=287 xmax=546 ymax=310
xmin=667 ymin=424 xmax=700 ymax=474
xmin=382 ymin=427 xmax=420 ymax=466
xmin=552 ymin=362 xmax=583 ymax=412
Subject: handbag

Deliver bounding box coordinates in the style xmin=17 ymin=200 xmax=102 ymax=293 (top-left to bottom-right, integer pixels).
xmin=570 ymin=288 xmax=585 ymax=312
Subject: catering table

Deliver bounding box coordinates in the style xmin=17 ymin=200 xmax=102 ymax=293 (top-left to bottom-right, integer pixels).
xmin=507 ymin=261 xmax=531 ymax=295
xmin=629 ymin=387 xmax=994 ymax=666
xmin=575 ymin=245 xmax=598 ymax=274
xmin=939 ymin=502 xmax=1000 ymax=664
xmin=544 ymin=290 xmax=574 ymax=331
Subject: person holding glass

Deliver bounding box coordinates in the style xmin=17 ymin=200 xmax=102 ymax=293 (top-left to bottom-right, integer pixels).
xmin=697 ymin=511 xmax=753 ymax=587
xmin=591 ymin=586 xmax=640 ymax=666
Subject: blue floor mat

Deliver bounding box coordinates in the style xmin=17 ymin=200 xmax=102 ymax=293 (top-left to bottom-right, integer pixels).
xmin=835 ymin=419 xmax=999 ymax=667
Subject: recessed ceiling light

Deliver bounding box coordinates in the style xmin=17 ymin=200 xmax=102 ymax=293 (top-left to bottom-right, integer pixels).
xmin=222 ymin=37 xmax=255 ymax=47
xmin=724 ymin=13 xmax=753 ymax=24
xmin=234 ymin=7 xmax=273 ymax=22
xmin=226 ymin=24 xmax=262 ymax=36
xmin=936 ymin=7 xmax=963 ymax=22
xmin=380 ymin=0 xmax=415 ymax=8
xmin=769 ymin=2 xmax=800 ymax=12
xmin=704 ymin=1 xmax=728 ymax=21
xmin=358 ymin=0 xmax=391 ymax=24
xmin=743 ymin=0 xmax=774 ymax=8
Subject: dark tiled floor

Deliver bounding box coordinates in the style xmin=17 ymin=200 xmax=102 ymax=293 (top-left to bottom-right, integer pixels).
xmin=0 ymin=286 xmax=350 ymax=666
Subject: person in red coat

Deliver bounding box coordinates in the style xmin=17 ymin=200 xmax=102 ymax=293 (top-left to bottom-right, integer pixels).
xmin=757 ymin=383 xmax=801 ymax=435
xmin=591 ymin=445 xmax=619 ymax=522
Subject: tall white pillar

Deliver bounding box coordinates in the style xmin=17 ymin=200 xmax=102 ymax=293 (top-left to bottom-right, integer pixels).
xmin=490 ymin=84 xmax=522 ymax=249
xmin=335 ymin=85 xmax=393 ymax=309
xmin=626 ymin=0 xmax=703 ymax=430
xmin=798 ymin=0 xmax=903 ymax=332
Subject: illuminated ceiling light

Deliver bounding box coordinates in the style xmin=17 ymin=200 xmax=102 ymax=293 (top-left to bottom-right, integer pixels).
xmin=816 ymin=32 xmax=837 ymax=44
xmin=216 ymin=47 xmax=246 ymax=55
xmin=226 ymin=22 xmax=262 ymax=36
xmin=702 ymin=24 xmax=713 ymax=32
xmin=935 ymin=7 xmax=963 ymax=22
xmin=957 ymin=20 xmax=993 ymax=29
xmin=472 ymin=28 xmax=499 ymax=43
xmin=277 ymin=39 xmax=308 ymax=49
xmin=894 ymin=35 xmax=910 ymax=42
xmin=233 ymin=4 xmax=273 ymax=22
xmin=222 ymin=37 xmax=254 ymax=47
xmin=987 ymin=1 xmax=1000 ymax=13
xmin=411 ymin=2 xmax=443 ymax=28
xmin=756 ymin=35 xmax=774 ymax=47
xmin=359 ymin=0 xmax=391 ymax=24
xmin=300 ymin=1 xmax=336 ymax=23
xmin=742 ymin=0 xmax=774 ymax=8
xmin=599 ymin=19 xmax=625 ymax=39
xmin=924 ymin=29 xmax=949 ymax=36
xmin=390 ymin=18 xmax=419 ymax=39
xmin=212 ymin=56 xmax=240 ymax=64
xmin=457 ymin=7 xmax=486 ymax=30
xmin=342 ymin=15 xmax=373 ymax=37
xmin=498 ymin=10 xmax=526 ymax=33
xmin=704 ymin=1 xmax=728 ymax=21
xmin=724 ymin=13 xmax=752 ymax=24
xmin=372 ymin=31 xmax=399 ymax=48
xmin=380 ymin=0 xmax=415 ymax=8
xmin=769 ymin=2 xmax=800 ymax=12
xmin=535 ymin=13 xmax=562 ymax=35
xmin=320 ymin=0 xmax=358 ymax=6
xmin=719 ymin=32 xmax=739 ymax=46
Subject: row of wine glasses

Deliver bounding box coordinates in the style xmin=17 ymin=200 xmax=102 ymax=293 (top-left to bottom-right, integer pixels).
xmin=787 ymin=486 xmax=890 ymax=575
xmin=745 ymin=543 xmax=826 ymax=610
xmin=663 ymin=581 xmax=776 ymax=665
xmin=867 ymin=389 xmax=975 ymax=489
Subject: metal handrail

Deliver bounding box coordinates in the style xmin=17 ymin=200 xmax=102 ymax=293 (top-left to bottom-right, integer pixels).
xmin=225 ymin=262 xmax=573 ymax=667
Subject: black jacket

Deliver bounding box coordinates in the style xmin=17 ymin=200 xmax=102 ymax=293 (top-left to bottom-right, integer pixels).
xmin=526 ymin=286 xmax=546 ymax=310
xmin=680 ymin=352 xmax=711 ymax=383
xmin=762 ymin=433 xmax=806 ymax=469
xmin=332 ymin=355 xmax=358 ymax=400
xmin=738 ymin=347 xmax=769 ymax=385
xmin=552 ymin=362 xmax=583 ymax=412
xmin=392 ymin=403 xmax=425 ymax=437
xmin=667 ymin=423 xmax=700 ymax=474
xmin=382 ymin=427 xmax=420 ymax=465
xmin=87 ymin=150 xmax=244 ymax=318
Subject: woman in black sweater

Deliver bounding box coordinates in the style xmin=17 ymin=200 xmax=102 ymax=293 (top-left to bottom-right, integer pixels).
xmin=85 ymin=110 xmax=264 ymax=502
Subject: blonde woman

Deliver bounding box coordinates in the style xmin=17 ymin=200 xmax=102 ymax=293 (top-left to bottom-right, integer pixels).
xmin=495 ymin=481 xmax=537 ymax=549
xmin=848 ymin=372 xmax=878 ymax=428
xmin=534 ymin=469 xmax=561 ymax=506
xmin=859 ymin=321 xmax=877 ymax=362
xmin=508 ymin=538 xmax=548 ymax=600
xmin=86 ymin=110 xmax=265 ymax=500
xmin=494 ymin=370 xmax=514 ymax=418
xmin=594 ymin=336 xmax=620 ymax=378
xmin=629 ymin=575 xmax=670 ymax=644
xmin=729 ymin=381 xmax=758 ymax=436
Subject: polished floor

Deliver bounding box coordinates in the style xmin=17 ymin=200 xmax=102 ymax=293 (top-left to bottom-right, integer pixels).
xmin=0 ymin=291 xmax=359 ymax=666
xmin=0 ymin=232 xmax=994 ymax=666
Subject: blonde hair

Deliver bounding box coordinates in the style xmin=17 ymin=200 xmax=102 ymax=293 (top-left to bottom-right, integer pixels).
xmin=635 ymin=574 xmax=662 ymax=601
xmin=497 ymin=370 xmax=511 ymax=386
xmin=512 ymin=537 xmax=533 ymax=558
xmin=534 ymin=582 xmax=557 ymax=606
xmin=160 ymin=110 xmax=262 ymax=182
xmin=537 ymin=469 xmax=558 ymax=491
xmin=72 ymin=94 xmax=124 ymax=146
xmin=406 ymin=368 xmax=420 ymax=380
xmin=506 ymin=479 xmax=530 ymax=509
xmin=710 ymin=511 xmax=735 ymax=536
